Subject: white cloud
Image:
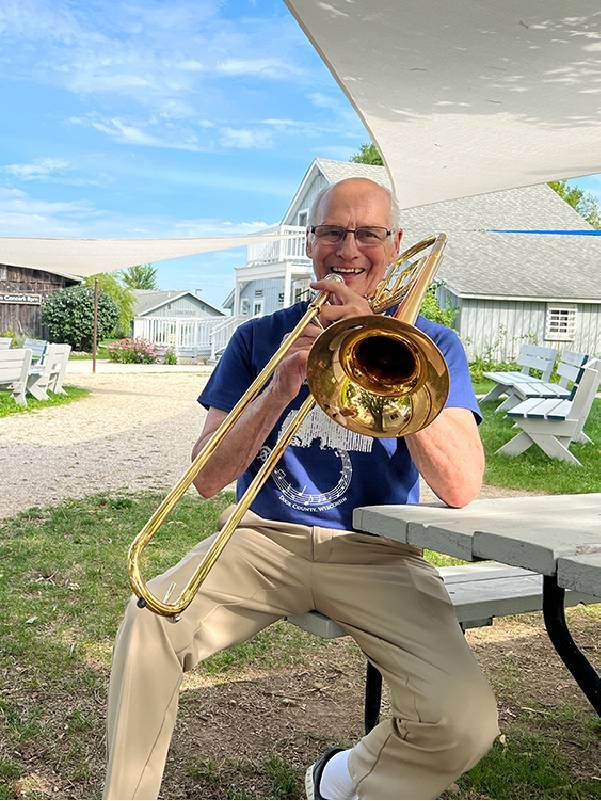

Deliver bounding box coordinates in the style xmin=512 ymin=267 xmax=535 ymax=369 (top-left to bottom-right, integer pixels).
xmin=69 ymin=114 xmax=206 ymax=151
xmin=219 ymin=127 xmax=272 ymax=150
xmin=216 ymin=58 xmax=302 ymax=79
xmin=171 ymin=218 xmax=273 ymax=237
xmin=3 ymin=158 xmax=70 ymax=180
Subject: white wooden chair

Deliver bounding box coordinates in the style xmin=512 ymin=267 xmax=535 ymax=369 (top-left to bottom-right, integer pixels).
xmin=492 ymin=350 xmax=589 ymax=413
xmin=23 ymin=337 xmax=48 ymax=365
xmin=495 ymin=358 xmax=600 ymax=466
xmin=481 ymin=344 xmax=558 ymax=405
xmin=0 ymin=348 xmax=33 ymax=405
xmin=27 ymin=343 xmax=71 ymax=401
xmin=0 ymin=337 xmax=12 ymax=350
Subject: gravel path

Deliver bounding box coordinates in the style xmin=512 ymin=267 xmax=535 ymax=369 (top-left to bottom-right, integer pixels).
xmin=0 ymin=370 xmax=209 ymax=519
xmin=0 ymin=369 xmax=530 ymax=519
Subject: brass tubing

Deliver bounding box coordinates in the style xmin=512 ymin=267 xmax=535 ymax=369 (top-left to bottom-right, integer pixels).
xmin=129 ymin=395 xmax=316 ymax=617
xmin=128 ymin=285 xmax=337 ymax=617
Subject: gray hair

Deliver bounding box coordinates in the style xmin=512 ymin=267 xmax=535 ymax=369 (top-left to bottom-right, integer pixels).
xmin=307 ymin=179 xmax=401 ymax=230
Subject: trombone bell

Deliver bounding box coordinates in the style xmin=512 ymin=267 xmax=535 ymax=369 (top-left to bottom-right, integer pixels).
xmin=306 ymin=316 xmax=449 ymax=437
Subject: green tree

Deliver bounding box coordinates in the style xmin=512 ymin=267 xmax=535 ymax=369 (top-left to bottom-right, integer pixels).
xmin=42 ymin=286 xmax=119 ymax=351
xmin=350 ymin=143 xmax=384 ymax=165
xmin=548 ymin=179 xmax=601 ymax=228
xmin=84 ymin=274 xmax=134 ymax=337
xmin=121 ymin=263 xmax=158 ymax=289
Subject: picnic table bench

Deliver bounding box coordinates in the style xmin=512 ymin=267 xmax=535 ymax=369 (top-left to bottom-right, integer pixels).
xmin=481 ymin=344 xmax=558 ymax=408
xmin=289 ymin=495 xmax=601 ymax=731
xmin=485 ymin=351 xmax=589 ymax=414
xmin=26 ymin=343 xmax=71 ymax=401
xmin=23 ymin=337 xmax=48 ymax=364
xmin=0 ymin=348 xmax=33 ymax=405
xmin=496 ymin=358 xmax=600 ymax=466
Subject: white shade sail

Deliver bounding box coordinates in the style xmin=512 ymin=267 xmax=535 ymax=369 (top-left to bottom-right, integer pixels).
xmin=285 ymin=0 xmax=601 ymax=210
xmin=0 ymin=233 xmax=282 ymax=278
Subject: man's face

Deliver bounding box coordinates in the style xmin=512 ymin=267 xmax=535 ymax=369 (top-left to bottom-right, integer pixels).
xmin=306 ymin=179 xmax=402 ymax=300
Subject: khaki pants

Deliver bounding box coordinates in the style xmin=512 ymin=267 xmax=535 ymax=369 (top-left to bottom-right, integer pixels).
xmin=104 ymin=510 xmax=498 ymax=800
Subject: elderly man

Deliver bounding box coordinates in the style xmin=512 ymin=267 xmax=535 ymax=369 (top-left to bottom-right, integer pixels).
xmin=104 ymin=177 xmax=498 ymax=800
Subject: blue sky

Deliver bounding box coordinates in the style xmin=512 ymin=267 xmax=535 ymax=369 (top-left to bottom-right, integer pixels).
xmin=1 ymin=0 xmax=600 ymax=308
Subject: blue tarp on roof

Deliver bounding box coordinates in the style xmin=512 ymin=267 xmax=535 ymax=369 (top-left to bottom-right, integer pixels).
xmin=489 ymin=229 xmax=601 ymax=236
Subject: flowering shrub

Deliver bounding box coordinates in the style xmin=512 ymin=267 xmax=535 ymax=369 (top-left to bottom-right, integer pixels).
xmin=108 ymin=337 xmax=160 ymax=364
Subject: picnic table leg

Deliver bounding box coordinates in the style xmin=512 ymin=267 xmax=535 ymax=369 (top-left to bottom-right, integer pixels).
xmin=480 ymin=384 xmax=505 ymax=403
xmin=542 ymin=575 xmax=601 ymax=716
xmin=364 ymin=661 xmax=382 ymax=733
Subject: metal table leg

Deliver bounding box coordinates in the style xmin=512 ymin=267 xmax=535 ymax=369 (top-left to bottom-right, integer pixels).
xmin=364 ymin=660 xmax=382 ymax=733
xmin=543 ymin=575 xmax=601 ymax=716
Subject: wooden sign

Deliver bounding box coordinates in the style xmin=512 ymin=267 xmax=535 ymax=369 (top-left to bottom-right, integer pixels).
xmin=0 ymin=292 xmax=42 ymax=305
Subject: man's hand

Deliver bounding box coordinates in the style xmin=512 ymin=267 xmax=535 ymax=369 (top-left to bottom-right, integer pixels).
xmin=311 ymin=278 xmax=372 ymax=326
xmin=269 ymin=279 xmax=373 ymax=403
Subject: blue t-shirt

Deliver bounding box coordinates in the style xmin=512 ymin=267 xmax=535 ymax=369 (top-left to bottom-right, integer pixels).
xmin=199 ymin=302 xmax=480 ymax=530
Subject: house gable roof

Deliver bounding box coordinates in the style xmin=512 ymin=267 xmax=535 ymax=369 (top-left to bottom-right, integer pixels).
xmin=133 ymin=290 xmax=224 ymax=316
xmin=282 ymin=158 xmax=600 ymax=302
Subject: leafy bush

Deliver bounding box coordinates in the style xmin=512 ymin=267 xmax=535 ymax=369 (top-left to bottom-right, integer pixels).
xmin=0 ymin=329 xmax=23 ymax=347
xmin=107 ymin=337 xmax=160 ymax=364
xmin=42 ymin=286 xmax=119 ymax=350
xmin=419 ymin=288 xmax=458 ymax=328
xmin=164 ymin=348 xmax=177 ymax=365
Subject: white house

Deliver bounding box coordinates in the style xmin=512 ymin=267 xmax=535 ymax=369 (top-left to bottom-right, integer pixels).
xmin=132 ymin=290 xmax=225 ymax=360
xmin=222 ymin=158 xmax=601 ymax=362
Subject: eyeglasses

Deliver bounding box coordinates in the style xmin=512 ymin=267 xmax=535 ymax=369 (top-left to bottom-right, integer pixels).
xmin=309 ymin=225 xmax=391 ymax=247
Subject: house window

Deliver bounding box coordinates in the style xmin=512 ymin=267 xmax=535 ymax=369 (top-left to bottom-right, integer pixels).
xmin=277 ymin=292 xmax=285 ymax=304
xmin=293 ymin=278 xmax=311 ymax=303
xmin=240 ymin=298 xmax=251 ymax=316
xmin=253 ymin=299 xmax=264 ymax=316
xmin=545 ymin=305 xmax=576 ymax=340
xmin=254 ymin=289 xmax=263 ymax=297
xmin=298 ymin=210 xmax=308 ymax=227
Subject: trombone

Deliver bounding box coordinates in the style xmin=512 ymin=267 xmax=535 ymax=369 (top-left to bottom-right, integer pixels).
xmin=128 ymin=233 xmax=449 ymax=618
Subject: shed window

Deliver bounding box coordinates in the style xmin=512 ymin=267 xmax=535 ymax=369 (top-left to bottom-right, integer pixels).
xmin=545 ymin=306 xmax=576 ymax=340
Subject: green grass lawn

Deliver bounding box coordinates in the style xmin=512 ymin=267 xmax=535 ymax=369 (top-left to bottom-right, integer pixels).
xmin=0 ymin=385 xmax=90 ymax=417
xmin=479 ymin=398 xmax=601 ymax=493
xmin=0 ymin=492 xmax=598 ymax=799
xmin=68 ymin=342 xmax=111 ymax=360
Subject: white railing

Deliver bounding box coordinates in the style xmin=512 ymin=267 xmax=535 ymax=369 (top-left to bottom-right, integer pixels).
xmin=246 ymin=225 xmax=307 ymax=265
xmin=133 ymin=316 xmax=226 ymax=355
xmin=209 ymin=315 xmax=248 ymax=361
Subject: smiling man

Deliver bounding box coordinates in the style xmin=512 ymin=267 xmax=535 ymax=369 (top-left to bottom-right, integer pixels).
xmin=104 ymin=177 xmax=498 ymax=800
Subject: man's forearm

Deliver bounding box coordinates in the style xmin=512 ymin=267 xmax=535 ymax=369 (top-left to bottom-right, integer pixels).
xmin=192 ymin=384 xmax=291 ymax=497
xmin=404 ymin=408 xmax=484 ymax=508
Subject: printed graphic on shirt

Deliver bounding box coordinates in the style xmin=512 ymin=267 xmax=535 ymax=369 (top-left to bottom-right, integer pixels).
xmin=257 ymin=406 xmax=373 ymax=512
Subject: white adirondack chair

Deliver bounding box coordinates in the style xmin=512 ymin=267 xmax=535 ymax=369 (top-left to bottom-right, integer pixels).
xmin=0 ymin=337 xmax=12 ymax=350
xmin=27 ymin=343 xmax=71 ymax=401
xmin=0 ymin=348 xmax=33 ymax=405
xmin=496 ymin=358 xmax=600 ymax=466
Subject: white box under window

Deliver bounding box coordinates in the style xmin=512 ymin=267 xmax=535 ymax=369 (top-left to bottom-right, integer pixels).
xmin=545 ymin=305 xmax=576 ymax=340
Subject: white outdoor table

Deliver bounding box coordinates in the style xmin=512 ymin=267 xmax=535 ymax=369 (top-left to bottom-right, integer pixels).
xmin=353 ymin=494 xmax=601 ymax=716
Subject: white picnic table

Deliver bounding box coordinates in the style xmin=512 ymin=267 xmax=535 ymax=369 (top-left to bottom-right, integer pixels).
xmin=353 ymin=494 xmax=601 ymax=716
